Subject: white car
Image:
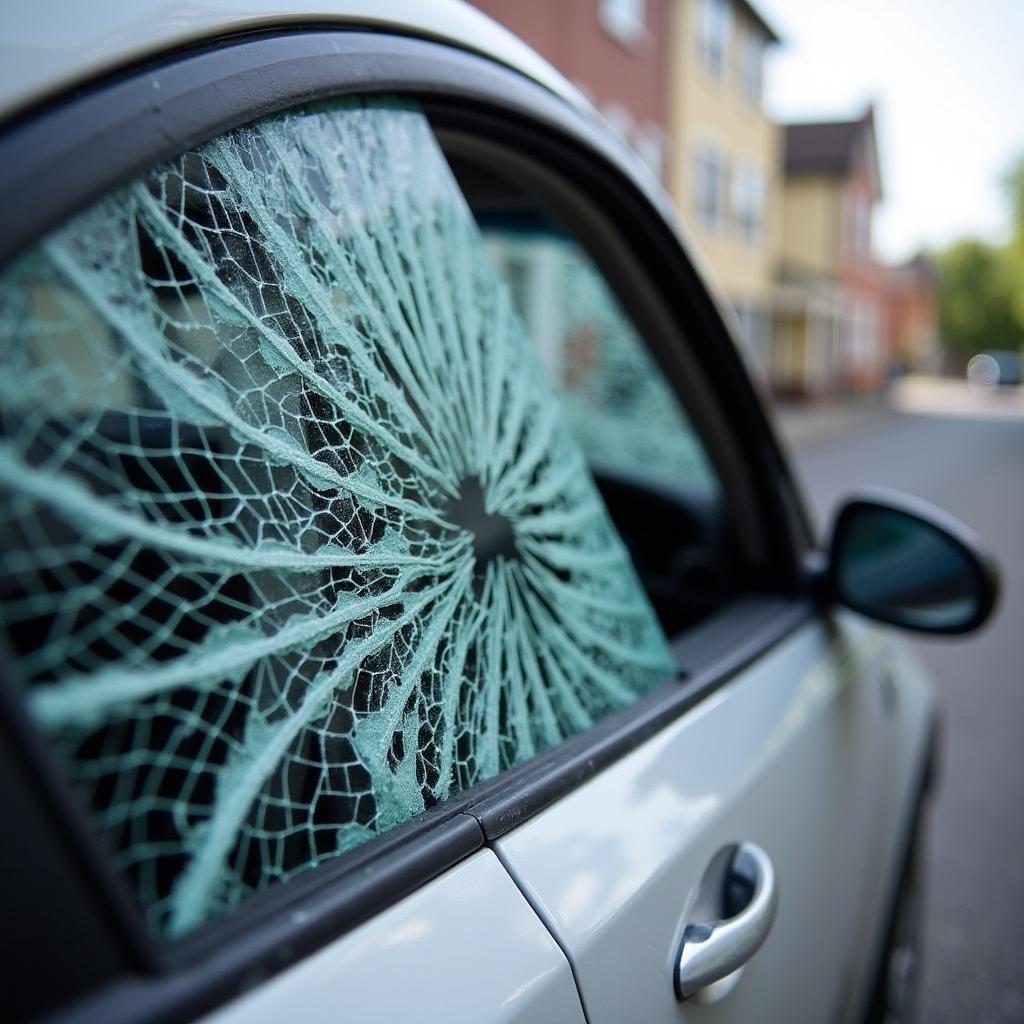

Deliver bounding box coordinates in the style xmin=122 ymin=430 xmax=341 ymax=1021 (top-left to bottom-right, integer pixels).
xmin=0 ymin=4 xmax=999 ymax=1024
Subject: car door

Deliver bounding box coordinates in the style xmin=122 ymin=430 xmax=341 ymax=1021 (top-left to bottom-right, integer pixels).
xmin=490 ymin=611 xmax=935 ymax=1024
xmin=436 ymin=95 xmax=938 ymax=1024
xmin=0 ymin=23 xmax=933 ymax=1024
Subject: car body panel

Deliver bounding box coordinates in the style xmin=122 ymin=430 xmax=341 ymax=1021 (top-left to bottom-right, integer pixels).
xmin=200 ymin=850 xmax=587 ymax=1024
xmin=836 ymin=635 xmax=937 ymax=1024
xmin=493 ymin=613 xmax=934 ymax=1022
xmin=0 ymin=0 xmax=584 ymax=125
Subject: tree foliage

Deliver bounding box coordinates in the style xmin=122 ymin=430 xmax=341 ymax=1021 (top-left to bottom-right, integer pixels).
xmin=937 ymin=241 xmax=1020 ymax=360
xmin=936 ymin=156 xmax=1024 ymax=362
xmin=1003 ymin=155 xmax=1024 ymax=326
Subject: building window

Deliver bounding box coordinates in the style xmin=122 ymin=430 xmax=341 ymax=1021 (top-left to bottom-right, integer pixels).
xmin=732 ymin=163 xmax=765 ymax=244
xmin=693 ymin=144 xmax=728 ymax=232
xmin=738 ymin=26 xmax=765 ymax=105
xmin=600 ymin=0 xmax=647 ymax=46
xmin=698 ymin=0 xmax=733 ymax=79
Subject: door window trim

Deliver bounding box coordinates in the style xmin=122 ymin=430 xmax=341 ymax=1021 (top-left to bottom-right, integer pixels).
xmin=0 ymin=27 xmax=816 ymax=1023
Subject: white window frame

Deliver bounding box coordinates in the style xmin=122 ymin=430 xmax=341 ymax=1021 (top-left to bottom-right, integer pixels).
xmin=693 ymin=141 xmax=728 ymax=233
xmin=698 ymin=0 xmax=733 ymax=79
xmin=738 ymin=25 xmax=764 ymax=106
xmin=732 ymin=162 xmax=766 ymax=244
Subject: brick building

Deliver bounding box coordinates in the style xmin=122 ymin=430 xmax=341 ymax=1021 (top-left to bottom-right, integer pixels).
xmin=469 ymin=0 xmax=673 ymax=181
xmin=668 ymin=0 xmax=781 ymax=376
xmin=883 ymin=253 xmax=941 ymax=374
xmin=470 ymin=2 xmax=909 ymax=398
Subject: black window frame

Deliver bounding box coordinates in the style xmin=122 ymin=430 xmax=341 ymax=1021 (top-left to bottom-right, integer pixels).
xmin=0 ymin=27 xmax=818 ymax=1024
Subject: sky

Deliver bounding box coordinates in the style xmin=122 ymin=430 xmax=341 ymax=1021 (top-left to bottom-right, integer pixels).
xmin=757 ymin=0 xmax=1024 ymax=263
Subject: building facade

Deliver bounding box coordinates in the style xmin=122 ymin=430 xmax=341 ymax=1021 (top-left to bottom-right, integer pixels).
xmin=469 ymin=1 xmax=901 ymax=399
xmin=666 ymin=0 xmax=781 ymax=376
xmin=469 ymin=0 xmax=674 ymax=181
xmin=775 ymin=107 xmax=886 ymax=396
xmin=472 ymin=0 xmax=783 ymax=379
xmin=883 ymin=254 xmax=941 ymax=374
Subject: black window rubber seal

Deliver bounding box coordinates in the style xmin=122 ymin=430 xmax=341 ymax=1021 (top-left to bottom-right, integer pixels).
xmin=0 ymin=26 xmax=817 ymax=1024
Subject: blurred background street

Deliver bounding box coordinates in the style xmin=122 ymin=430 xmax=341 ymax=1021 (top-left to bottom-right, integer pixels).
xmin=782 ymin=385 xmax=1024 ymax=1023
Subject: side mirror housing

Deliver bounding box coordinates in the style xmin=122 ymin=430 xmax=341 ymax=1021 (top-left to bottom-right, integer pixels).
xmin=823 ymin=490 xmax=1000 ymax=635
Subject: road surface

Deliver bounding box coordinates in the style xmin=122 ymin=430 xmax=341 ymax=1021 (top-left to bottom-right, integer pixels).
xmin=788 ymin=387 xmax=1024 ymax=1023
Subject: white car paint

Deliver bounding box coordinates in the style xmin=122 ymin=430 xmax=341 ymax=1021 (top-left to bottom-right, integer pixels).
xmin=196 ymin=611 xmax=933 ymax=1023
xmin=201 ymin=850 xmax=587 ymax=1024
xmin=0 ymin=0 xmax=584 ymax=124
xmin=493 ymin=614 xmax=933 ymax=1023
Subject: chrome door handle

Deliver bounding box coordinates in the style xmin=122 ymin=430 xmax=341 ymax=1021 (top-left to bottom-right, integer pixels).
xmin=675 ymin=842 xmax=778 ymax=1004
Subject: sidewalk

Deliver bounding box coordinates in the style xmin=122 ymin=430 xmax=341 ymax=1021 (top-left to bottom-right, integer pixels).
xmin=769 ymin=396 xmax=898 ymax=454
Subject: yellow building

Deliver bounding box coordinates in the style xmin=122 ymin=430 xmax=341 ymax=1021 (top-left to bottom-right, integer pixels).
xmin=775 ymin=108 xmax=884 ymax=396
xmin=667 ymin=0 xmax=781 ymax=376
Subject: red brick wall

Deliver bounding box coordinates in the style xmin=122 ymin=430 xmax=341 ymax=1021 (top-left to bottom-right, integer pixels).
xmin=837 ymin=150 xmax=886 ymax=389
xmin=470 ymin=0 xmax=672 ymax=179
xmin=884 ymin=266 xmax=939 ymax=368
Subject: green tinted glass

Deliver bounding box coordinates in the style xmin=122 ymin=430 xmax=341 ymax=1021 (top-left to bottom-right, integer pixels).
xmin=482 ymin=221 xmax=718 ymax=493
xmin=0 ymin=100 xmax=673 ymax=936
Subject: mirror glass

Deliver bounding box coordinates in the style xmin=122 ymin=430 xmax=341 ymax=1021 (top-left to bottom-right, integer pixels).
xmin=834 ymin=505 xmax=982 ymax=632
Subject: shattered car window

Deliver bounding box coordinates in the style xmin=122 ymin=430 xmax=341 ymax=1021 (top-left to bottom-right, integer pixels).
xmin=0 ymin=100 xmax=674 ymax=936
xmin=482 ymin=221 xmax=718 ymax=493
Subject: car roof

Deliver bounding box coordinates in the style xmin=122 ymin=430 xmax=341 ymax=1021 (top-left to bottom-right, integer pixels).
xmin=0 ymin=0 xmax=588 ymax=125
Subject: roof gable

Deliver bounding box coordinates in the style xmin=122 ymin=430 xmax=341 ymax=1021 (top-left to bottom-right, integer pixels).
xmin=783 ymin=106 xmax=882 ymax=198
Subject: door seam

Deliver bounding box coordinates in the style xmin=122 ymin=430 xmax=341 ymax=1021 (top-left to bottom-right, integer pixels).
xmin=488 ymin=838 xmax=594 ymax=1024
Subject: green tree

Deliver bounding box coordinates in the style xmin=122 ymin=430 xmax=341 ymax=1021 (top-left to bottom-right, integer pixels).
xmin=936 ymin=154 xmax=1024 ymax=365
xmin=1002 ymin=155 xmax=1024 ymax=327
xmin=937 ymin=240 xmax=1020 ymax=362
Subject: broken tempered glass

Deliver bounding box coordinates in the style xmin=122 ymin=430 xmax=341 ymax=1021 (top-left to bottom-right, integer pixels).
xmin=0 ymin=100 xmax=674 ymax=936
xmin=482 ymin=225 xmax=718 ymax=491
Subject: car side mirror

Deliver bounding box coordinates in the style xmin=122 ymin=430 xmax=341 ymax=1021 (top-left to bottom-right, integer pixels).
xmin=824 ymin=490 xmax=1000 ymax=635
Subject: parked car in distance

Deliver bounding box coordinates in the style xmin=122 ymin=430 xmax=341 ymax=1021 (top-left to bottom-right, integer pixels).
xmin=0 ymin=4 xmax=1001 ymax=1024
xmin=967 ymin=349 xmax=1023 ymax=387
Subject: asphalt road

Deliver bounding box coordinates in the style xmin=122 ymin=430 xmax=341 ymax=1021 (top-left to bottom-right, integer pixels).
xmin=789 ymin=393 xmax=1024 ymax=1023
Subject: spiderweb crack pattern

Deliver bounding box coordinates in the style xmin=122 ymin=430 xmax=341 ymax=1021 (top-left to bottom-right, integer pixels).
xmin=0 ymin=100 xmax=674 ymax=936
